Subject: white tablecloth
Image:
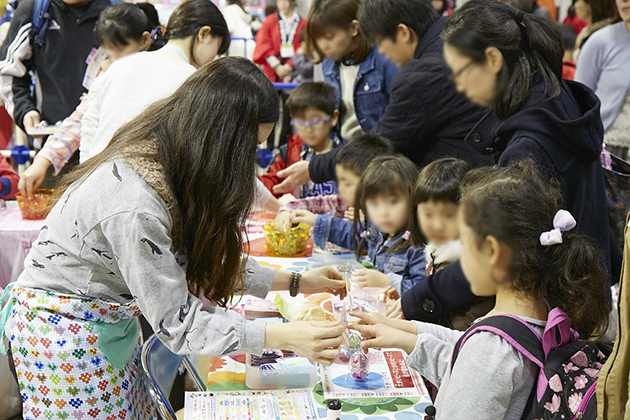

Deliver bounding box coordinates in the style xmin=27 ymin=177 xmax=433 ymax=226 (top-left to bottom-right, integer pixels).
xmin=0 ymin=201 xmax=45 ymax=287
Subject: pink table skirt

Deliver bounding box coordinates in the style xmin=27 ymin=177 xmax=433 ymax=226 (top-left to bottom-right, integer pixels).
xmin=0 ymin=201 xmax=45 ymax=287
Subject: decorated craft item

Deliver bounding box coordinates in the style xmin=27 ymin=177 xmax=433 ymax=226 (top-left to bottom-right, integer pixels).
xmin=349 ymin=351 xmax=370 ymax=381
xmin=275 ymin=293 xmax=328 ymax=322
xmin=16 ymin=189 xmax=53 ymax=220
xmin=263 ymin=222 xmax=311 ymax=257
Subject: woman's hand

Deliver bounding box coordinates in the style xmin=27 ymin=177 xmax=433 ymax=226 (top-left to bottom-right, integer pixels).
xmin=275 ymin=211 xmax=293 ymax=232
xmin=300 ymin=266 xmax=347 ymax=298
xmin=18 ymin=156 xmax=51 ymax=197
xmin=275 ymin=64 xmax=291 ymax=78
xmin=351 ymin=322 xmax=417 ymax=354
xmin=273 ymin=161 xmax=311 ymax=195
xmin=265 ymin=321 xmax=344 ymax=365
xmin=351 ymin=269 xmax=390 ymax=288
xmin=291 ymin=209 xmax=316 ymax=227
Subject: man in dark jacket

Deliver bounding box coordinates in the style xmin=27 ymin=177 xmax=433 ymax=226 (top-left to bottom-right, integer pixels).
xmin=0 ymin=0 xmax=111 ymax=134
xmin=402 ymin=76 xmax=622 ymax=322
xmin=270 ymin=0 xmax=490 ymax=194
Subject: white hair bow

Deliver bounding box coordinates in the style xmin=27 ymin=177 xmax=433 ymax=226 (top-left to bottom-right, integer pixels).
xmin=539 ymin=210 xmax=577 ymax=246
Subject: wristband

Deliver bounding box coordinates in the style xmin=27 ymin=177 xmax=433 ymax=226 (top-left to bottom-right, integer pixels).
xmin=289 ymin=271 xmax=302 ymax=297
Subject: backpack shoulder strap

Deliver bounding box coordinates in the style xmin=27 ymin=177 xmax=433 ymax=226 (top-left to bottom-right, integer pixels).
xmin=31 ymin=0 xmax=52 ymax=46
xmin=451 ymin=315 xmax=546 ymax=374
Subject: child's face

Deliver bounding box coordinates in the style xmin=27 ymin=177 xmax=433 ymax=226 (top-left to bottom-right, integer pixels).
xmin=459 ymin=211 xmax=513 ymax=297
xmin=417 ymin=199 xmax=460 ymax=246
xmin=292 ymin=107 xmax=336 ymax=149
xmin=365 ymin=193 xmax=410 ymax=236
xmin=315 ymin=24 xmax=359 ymax=62
xmin=335 ymin=164 xmax=361 ymax=207
xmin=459 ymin=213 xmax=498 ymax=297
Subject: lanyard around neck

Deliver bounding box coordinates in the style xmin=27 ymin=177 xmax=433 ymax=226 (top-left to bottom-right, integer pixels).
xmin=163 ymin=44 xmax=190 ymax=64
xmin=279 ymin=12 xmax=299 ymax=45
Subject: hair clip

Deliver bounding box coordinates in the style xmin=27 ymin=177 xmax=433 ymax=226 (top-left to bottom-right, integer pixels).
xmin=402 ymin=231 xmax=411 ymax=241
xmin=359 ymin=231 xmax=369 ymax=239
xmin=539 ymin=210 xmax=576 ymax=246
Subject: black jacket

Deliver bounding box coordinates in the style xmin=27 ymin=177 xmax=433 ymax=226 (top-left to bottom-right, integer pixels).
xmin=402 ymin=76 xmax=621 ymax=322
xmin=0 ymin=0 xmax=110 ymax=130
xmin=308 ymin=18 xmax=492 ymax=183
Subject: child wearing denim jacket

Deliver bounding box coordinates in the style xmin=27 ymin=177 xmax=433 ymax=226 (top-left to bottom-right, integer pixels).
xmin=293 ymin=155 xmax=426 ymax=294
xmin=274 ymin=133 xmax=394 ymax=231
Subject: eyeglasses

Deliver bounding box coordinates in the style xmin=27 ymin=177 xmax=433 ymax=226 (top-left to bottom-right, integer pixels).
xmin=291 ymin=117 xmax=332 ymax=131
xmin=449 ymin=60 xmax=475 ymax=83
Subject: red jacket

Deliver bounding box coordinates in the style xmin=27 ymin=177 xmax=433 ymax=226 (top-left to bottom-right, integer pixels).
xmin=0 ymin=155 xmax=19 ymax=199
xmin=259 ymin=135 xmax=305 ymax=197
xmin=563 ymin=61 xmax=577 ymax=81
xmin=253 ymin=13 xmax=306 ymax=83
xmin=259 ymin=135 xmax=343 ymax=198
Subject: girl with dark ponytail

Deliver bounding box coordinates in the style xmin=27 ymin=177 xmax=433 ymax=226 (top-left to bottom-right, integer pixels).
xmin=398 ymin=0 xmax=620 ymax=325
xmin=352 ymin=159 xmax=609 ymax=419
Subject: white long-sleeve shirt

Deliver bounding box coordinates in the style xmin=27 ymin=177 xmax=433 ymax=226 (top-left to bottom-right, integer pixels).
xmin=80 ymin=51 xmax=195 ymax=162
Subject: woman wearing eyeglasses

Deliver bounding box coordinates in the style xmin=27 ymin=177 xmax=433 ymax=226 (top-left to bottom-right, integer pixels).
xmin=400 ymin=0 xmax=620 ymax=324
xmin=259 ymin=82 xmax=344 ymax=199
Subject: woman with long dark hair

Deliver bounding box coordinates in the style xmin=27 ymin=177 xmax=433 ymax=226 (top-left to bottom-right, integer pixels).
xmin=401 ymin=0 xmax=620 ymax=325
xmin=1 ymin=58 xmax=346 ymax=418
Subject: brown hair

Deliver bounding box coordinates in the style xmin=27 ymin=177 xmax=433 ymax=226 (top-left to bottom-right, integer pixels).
xmin=409 ymin=158 xmax=471 ymax=247
xmin=460 ymin=159 xmax=610 ymax=338
xmin=305 ymin=0 xmax=373 ymax=64
xmin=51 ymin=58 xmax=279 ymax=307
xmin=583 ymin=0 xmax=617 ymax=24
xmin=353 ymin=155 xmax=418 ymax=259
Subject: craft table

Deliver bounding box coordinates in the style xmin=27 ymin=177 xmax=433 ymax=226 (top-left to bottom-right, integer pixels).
xmin=186 ymin=213 xmax=432 ymax=419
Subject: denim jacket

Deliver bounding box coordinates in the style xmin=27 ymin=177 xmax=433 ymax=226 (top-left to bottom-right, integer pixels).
xmin=313 ymin=212 xmax=426 ymax=294
xmin=322 ymin=48 xmax=399 ymax=138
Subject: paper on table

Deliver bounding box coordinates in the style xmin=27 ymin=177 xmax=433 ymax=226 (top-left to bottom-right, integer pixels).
xmin=184 ymin=389 xmax=319 ymax=420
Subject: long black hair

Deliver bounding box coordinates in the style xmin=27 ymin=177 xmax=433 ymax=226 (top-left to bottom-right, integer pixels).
xmin=460 ymin=159 xmax=610 ymax=338
xmin=52 ymin=58 xmax=278 ymax=307
xmin=442 ymin=0 xmax=563 ymax=119
xmin=95 ymin=3 xmax=161 ymax=50
xmin=166 ymin=0 xmax=231 ymax=65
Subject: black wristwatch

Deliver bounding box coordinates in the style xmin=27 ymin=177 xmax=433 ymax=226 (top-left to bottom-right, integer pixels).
xmin=289 ymin=271 xmax=302 ymax=297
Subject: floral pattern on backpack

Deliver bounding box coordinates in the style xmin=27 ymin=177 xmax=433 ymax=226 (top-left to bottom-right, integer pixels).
xmin=537 ymin=343 xmax=607 ymax=420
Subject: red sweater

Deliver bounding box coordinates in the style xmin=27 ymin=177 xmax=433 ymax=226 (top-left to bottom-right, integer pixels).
xmin=259 ymin=135 xmax=305 ymax=197
xmin=0 ymin=155 xmax=19 ymax=199
xmin=253 ymin=13 xmax=306 ymax=83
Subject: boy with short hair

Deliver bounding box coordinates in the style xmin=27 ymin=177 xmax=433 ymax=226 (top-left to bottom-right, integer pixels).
xmin=260 ymin=82 xmax=342 ymax=198
xmin=274 ymin=133 xmax=394 ymax=231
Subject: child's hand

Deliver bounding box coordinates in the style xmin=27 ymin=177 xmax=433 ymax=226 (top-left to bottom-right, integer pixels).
xmin=351 ymin=269 xmax=390 ymax=288
xmin=275 ymin=211 xmax=293 ymax=232
xmin=350 ymin=311 xmax=415 ymax=334
xmin=343 ymin=208 xmax=365 ymax=222
xmin=386 ymin=299 xmax=406 ymax=319
xmin=291 ymin=209 xmax=316 ymax=227
xmin=383 ymin=286 xmax=400 ymax=301
xmin=351 ymin=322 xmax=417 ymax=354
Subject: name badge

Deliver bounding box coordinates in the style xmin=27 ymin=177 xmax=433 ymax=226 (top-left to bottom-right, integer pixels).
xmin=280 ymin=44 xmax=295 ymax=59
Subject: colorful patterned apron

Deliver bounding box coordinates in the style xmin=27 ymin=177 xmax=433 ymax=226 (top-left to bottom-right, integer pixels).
xmin=7 ymin=286 xmax=159 ymax=420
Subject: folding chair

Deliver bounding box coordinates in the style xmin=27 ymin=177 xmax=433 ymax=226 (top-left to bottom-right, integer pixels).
xmin=140 ymin=334 xmax=206 ymax=419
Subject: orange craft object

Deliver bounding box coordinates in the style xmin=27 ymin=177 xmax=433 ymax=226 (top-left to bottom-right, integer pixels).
xmin=16 ymin=189 xmax=53 ymax=220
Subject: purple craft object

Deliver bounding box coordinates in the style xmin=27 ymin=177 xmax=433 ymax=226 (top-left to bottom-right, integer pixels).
xmin=349 ymin=351 xmax=370 ymax=381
